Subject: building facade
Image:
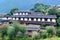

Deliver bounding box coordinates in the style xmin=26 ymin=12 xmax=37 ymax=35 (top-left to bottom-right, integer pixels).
xmin=0 ymin=10 xmax=57 ymax=37
xmin=0 ymin=10 xmax=57 ymax=26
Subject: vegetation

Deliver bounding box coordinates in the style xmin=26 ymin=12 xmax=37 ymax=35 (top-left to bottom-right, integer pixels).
xmin=57 ymin=17 xmax=60 ymax=26
xmin=30 ymin=3 xmax=50 ymax=13
xmin=0 ymin=22 xmax=27 ymax=40
xmin=7 ymin=8 xmax=19 ymax=15
xmin=56 ymin=27 xmax=60 ymax=37
xmin=0 ymin=3 xmax=60 ymax=40
xmin=46 ymin=27 xmax=56 ymax=37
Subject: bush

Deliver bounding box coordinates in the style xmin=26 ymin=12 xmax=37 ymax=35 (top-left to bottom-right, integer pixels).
xmin=46 ymin=26 xmax=56 ymax=37
xmin=33 ymin=35 xmax=40 ymax=40
xmin=56 ymin=28 xmax=60 ymax=37
xmin=40 ymin=31 xmax=48 ymax=39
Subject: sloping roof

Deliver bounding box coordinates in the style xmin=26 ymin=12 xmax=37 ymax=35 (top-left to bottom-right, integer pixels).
xmin=26 ymin=27 xmax=40 ymax=31
xmin=12 ymin=15 xmax=57 ymax=18
xmin=14 ymin=10 xmax=31 ymax=13
xmin=13 ymin=10 xmax=45 ymax=15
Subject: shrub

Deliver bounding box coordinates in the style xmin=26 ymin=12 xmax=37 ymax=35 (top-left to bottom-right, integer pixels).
xmin=33 ymin=35 xmax=40 ymax=40
xmin=40 ymin=32 xmax=48 ymax=39
xmin=46 ymin=26 xmax=56 ymax=37
xmin=56 ymin=28 xmax=60 ymax=37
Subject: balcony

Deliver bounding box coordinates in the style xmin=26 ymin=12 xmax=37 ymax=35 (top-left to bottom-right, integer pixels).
xmin=19 ymin=20 xmax=56 ymax=25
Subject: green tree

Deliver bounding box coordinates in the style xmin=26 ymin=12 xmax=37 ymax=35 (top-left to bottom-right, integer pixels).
xmin=48 ymin=7 xmax=57 ymax=15
xmin=48 ymin=6 xmax=60 ymax=17
xmin=9 ymin=8 xmax=19 ymax=15
xmin=7 ymin=22 xmax=20 ymax=40
xmin=19 ymin=26 xmax=26 ymax=37
xmin=56 ymin=9 xmax=60 ymax=17
xmin=7 ymin=26 xmax=15 ymax=40
xmin=46 ymin=27 xmax=56 ymax=37
xmin=57 ymin=17 xmax=60 ymax=26
xmin=13 ymin=21 xmax=26 ymax=38
xmin=30 ymin=3 xmax=50 ymax=13
xmin=0 ymin=24 xmax=8 ymax=40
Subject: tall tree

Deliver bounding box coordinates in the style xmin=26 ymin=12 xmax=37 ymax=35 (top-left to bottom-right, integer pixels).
xmin=48 ymin=6 xmax=57 ymax=15
xmin=9 ymin=8 xmax=19 ymax=15
xmin=57 ymin=17 xmax=60 ymax=26
xmin=48 ymin=6 xmax=60 ymax=17
xmin=0 ymin=24 xmax=8 ymax=40
xmin=30 ymin=3 xmax=50 ymax=13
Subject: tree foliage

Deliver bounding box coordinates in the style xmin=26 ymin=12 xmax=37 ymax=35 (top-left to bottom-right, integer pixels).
xmin=48 ymin=7 xmax=57 ymax=15
xmin=30 ymin=3 xmax=50 ymax=13
xmin=57 ymin=17 xmax=60 ymax=26
xmin=8 ymin=8 xmax=19 ymax=15
xmin=48 ymin=6 xmax=60 ymax=17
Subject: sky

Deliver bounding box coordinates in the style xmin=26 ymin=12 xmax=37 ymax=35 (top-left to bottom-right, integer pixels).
xmin=0 ymin=0 xmax=60 ymax=13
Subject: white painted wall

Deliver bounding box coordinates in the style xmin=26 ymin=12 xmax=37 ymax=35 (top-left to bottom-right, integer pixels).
xmin=42 ymin=19 xmax=45 ymax=22
xmin=13 ymin=18 xmax=15 ymax=20
xmin=38 ymin=18 xmax=40 ymax=21
xmin=16 ymin=18 xmax=19 ymax=20
xmin=2 ymin=18 xmax=7 ymax=20
xmin=19 ymin=13 xmax=22 ymax=15
xmin=26 ymin=13 xmax=28 ymax=15
xmin=29 ymin=18 xmax=31 ymax=21
xmin=34 ymin=18 xmax=36 ymax=21
xmin=8 ymin=18 xmax=12 ymax=20
xmin=20 ymin=18 xmax=23 ymax=21
xmin=23 ymin=13 xmax=25 ymax=15
xmin=52 ymin=19 xmax=56 ymax=22
xmin=47 ymin=19 xmax=50 ymax=22
xmin=24 ymin=18 xmax=28 ymax=21
xmin=13 ymin=13 xmax=18 ymax=15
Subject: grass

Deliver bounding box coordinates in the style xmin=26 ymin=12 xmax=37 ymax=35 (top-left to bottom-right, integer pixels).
xmin=40 ymin=36 xmax=60 ymax=40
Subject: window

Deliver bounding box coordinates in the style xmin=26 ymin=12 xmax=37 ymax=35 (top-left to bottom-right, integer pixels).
xmin=28 ymin=30 xmax=32 ymax=32
xmin=29 ymin=35 xmax=32 ymax=37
